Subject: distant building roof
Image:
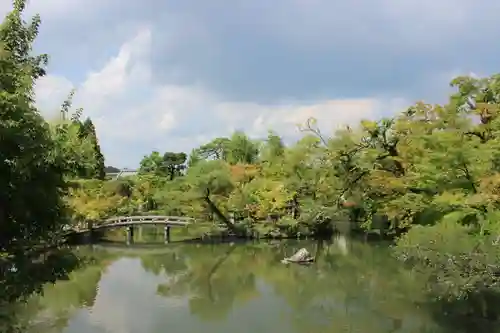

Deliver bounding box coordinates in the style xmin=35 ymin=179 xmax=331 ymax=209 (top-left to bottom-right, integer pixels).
xmin=105 ymin=169 xmax=138 ymax=179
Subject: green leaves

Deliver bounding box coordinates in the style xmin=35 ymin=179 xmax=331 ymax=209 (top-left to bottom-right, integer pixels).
xmin=394 ymin=221 xmax=500 ymax=301
xmin=139 ymin=151 xmax=187 ymax=179
xmin=186 ymin=159 xmax=234 ymax=197
xmin=193 ymin=133 xmax=260 ymax=165
xmin=49 ymin=121 xmax=96 ymax=176
xmin=0 ymin=0 xmax=66 ymax=252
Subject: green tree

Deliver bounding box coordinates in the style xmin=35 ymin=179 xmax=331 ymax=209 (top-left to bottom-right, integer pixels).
xmin=186 ymin=160 xmax=236 ymax=230
xmin=138 ymin=151 xmax=164 ymax=175
xmin=104 ymin=166 xmax=120 ymax=173
xmin=138 ymin=151 xmax=186 ymax=179
xmin=196 ymin=137 xmax=231 ymax=160
xmin=162 ymin=152 xmax=187 ymax=180
xmin=79 ymin=118 xmax=105 ymax=180
xmin=187 ymin=149 xmax=202 ymax=168
xmin=225 ymin=131 xmax=260 ymax=165
xmin=47 ymin=90 xmax=96 ymax=179
xmin=0 ymin=0 xmax=66 ymax=252
xmin=194 ymin=133 xmax=260 ymax=165
xmin=260 ymin=130 xmax=285 ymax=162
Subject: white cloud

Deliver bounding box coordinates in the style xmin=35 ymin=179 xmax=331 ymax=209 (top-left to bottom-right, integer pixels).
xmin=84 ymin=258 xmax=188 ymax=333
xmin=34 ymin=74 xmax=74 ymax=119
xmin=34 ymin=27 xmax=408 ymax=167
xmin=1 ymin=0 xmax=497 ymax=172
xmin=214 ymin=99 xmax=400 ymax=139
xmin=82 ymin=28 xmax=152 ymax=98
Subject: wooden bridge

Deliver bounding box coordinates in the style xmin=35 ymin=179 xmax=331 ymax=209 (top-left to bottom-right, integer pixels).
xmin=65 ymin=215 xmax=194 ymax=244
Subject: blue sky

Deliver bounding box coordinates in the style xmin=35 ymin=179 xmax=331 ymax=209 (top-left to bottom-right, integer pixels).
xmin=2 ymin=0 xmax=499 ymax=168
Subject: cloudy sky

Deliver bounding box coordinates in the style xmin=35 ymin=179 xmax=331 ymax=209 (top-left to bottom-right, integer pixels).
xmin=1 ymin=0 xmax=499 ymax=168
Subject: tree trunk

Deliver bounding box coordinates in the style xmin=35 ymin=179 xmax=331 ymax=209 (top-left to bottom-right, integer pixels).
xmin=292 ymin=194 xmax=300 ymax=219
xmin=203 ymin=191 xmax=238 ymax=234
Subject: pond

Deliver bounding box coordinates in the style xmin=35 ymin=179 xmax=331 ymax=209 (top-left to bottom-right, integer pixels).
xmin=5 ymin=236 xmax=477 ymax=333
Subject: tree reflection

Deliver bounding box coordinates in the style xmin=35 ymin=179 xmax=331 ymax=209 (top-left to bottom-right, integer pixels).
xmin=5 ymin=239 xmax=500 ymax=333
xmin=1 ymin=247 xmax=112 ymax=333
xmin=142 ymin=239 xmax=446 ymax=332
xmin=140 ymin=250 xmax=188 ymax=276
xmin=153 ymin=244 xmax=260 ymax=321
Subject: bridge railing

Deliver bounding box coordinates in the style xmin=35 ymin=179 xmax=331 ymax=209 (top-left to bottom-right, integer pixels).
xmin=65 ymin=215 xmax=195 ymax=234
xmin=102 ymin=215 xmax=195 ymax=223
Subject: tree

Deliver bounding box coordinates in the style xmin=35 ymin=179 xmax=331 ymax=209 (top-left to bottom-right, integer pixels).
xmin=225 ymin=131 xmax=260 ymax=165
xmin=79 ymin=118 xmax=105 ymax=180
xmin=138 ymin=151 xmax=186 ymax=179
xmin=196 ymin=137 xmax=231 ymax=160
xmin=162 ymin=152 xmax=187 ymax=180
xmin=104 ymin=166 xmax=120 ymax=173
xmin=48 ymin=94 xmax=95 ymax=179
xmin=186 ymin=160 xmax=236 ymax=231
xmin=194 ymin=133 xmax=260 ymax=165
xmin=187 ymin=149 xmax=202 ymax=168
xmin=0 ymin=0 xmax=65 ymax=252
xmin=138 ymin=151 xmax=164 ymax=175
xmin=260 ymin=131 xmax=285 ymax=162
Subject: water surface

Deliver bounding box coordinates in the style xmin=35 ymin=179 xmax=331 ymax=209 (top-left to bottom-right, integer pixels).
xmin=11 ymin=237 xmax=463 ymax=333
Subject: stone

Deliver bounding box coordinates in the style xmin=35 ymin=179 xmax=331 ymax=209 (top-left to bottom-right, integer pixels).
xmin=281 ymin=248 xmax=314 ymax=264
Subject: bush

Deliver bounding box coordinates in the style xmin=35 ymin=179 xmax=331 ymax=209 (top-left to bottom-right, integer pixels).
xmin=393 ymin=220 xmax=500 ymax=301
xmin=103 ymin=179 xmax=134 ymax=198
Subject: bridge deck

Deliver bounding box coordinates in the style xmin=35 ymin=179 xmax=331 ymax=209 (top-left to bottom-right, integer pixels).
xmin=66 ymin=215 xmax=194 ymax=234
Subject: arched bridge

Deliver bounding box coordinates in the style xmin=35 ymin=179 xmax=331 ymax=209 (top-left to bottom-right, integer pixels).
xmin=65 ymin=215 xmax=194 ymax=244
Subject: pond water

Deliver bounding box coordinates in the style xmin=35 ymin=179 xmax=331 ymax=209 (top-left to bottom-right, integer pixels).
xmin=6 ymin=236 xmax=473 ymax=333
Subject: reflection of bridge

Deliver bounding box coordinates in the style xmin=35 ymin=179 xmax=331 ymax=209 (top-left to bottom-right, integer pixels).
xmin=90 ymin=244 xmax=180 ymax=255
xmin=66 ymin=215 xmax=194 ymax=244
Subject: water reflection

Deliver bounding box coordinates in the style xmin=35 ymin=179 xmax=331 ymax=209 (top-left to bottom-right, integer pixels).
xmin=0 ymin=246 xmax=101 ymax=333
xmin=6 ymin=239 xmax=500 ymax=333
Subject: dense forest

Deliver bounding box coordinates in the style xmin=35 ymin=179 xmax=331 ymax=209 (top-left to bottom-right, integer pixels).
xmin=2 ymin=0 xmax=500 ymax=317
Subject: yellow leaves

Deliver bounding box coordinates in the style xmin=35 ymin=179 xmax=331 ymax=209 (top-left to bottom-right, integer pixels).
xmin=0 ymin=42 xmax=7 ymax=58
xmin=367 ymin=170 xmax=405 ymax=194
xmin=65 ymin=179 xmax=138 ymax=223
xmin=241 ymin=179 xmax=294 ymax=218
xmin=475 ymin=102 xmax=499 ymax=124
xmin=433 ymin=190 xmax=491 ymax=211
xmin=229 ymin=163 xmax=260 ymax=184
xmin=67 ymin=187 xmax=124 ymax=221
xmin=360 ymin=120 xmax=377 ymax=132
xmin=479 ymin=174 xmax=500 ymax=198
xmin=433 ymin=191 xmax=467 ymax=207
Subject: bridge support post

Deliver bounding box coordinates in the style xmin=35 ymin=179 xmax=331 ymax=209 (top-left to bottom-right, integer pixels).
xmin=164 ymin=226 xmax=171 ymax=244
xmin=83 ymin=221 xmax=94 ymax=244
xmin=137 ymin=226 xmax=143 ymax=242
xmin=126 ymin=226 xmax=134 ymax=245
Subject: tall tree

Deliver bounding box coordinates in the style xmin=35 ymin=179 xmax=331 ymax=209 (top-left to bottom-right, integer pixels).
xmin=0 ymin=0 xmax=65 ymax=252
xmin=79 ymin=118 xmax=105 ymax=180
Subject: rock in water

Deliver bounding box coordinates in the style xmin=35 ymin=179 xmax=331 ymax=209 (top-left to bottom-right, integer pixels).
xmin=281 ymin=248 xmax=314 ymax=264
